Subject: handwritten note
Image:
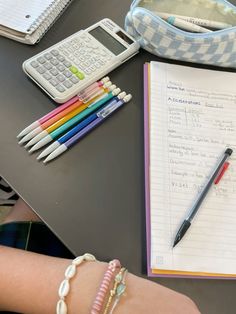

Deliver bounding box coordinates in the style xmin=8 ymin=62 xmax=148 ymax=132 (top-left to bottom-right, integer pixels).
xmin=149 ymin=61 xmax=236 ymax=274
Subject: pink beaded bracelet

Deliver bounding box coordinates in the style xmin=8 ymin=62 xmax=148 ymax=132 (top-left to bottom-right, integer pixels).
xmin=90 ymin=259 xmax=121 ymax=314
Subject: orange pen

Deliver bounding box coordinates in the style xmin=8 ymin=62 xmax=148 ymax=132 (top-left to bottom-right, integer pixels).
xmin=25 ymin=87 xmax=112 ymax=147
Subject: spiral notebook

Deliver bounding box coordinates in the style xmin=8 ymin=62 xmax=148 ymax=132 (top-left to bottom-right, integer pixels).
xmin=144 ymin=61 xmax=236 ymax=279
xmin=0 ymin=0 xmax=73 ymax=44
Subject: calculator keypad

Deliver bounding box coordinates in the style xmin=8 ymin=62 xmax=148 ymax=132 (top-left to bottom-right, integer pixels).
xmin=29 ymin=33 xmax=114 ymax=94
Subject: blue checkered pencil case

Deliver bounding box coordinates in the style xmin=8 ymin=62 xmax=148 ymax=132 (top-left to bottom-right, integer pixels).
xmin=125 ymin=0 xmax=236 ymax=68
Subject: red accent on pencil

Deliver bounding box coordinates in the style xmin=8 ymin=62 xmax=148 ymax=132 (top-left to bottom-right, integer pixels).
xmin=214 ymin=162 xmax=230 ymax=184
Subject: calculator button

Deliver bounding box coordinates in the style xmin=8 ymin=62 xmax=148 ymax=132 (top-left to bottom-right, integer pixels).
xmin=84 ymin=61 xmax=91 ymax=67
xmin=63 ymin=70 xmax=72 ymax=78
xmin=57 ymin=74 xmax=65 ymax=82
xmin=57 ymin=64 xmax=65 ymax=72
xmin=43 ymin=73 xmax=52 ymax=80
xmin=80 ymin=62 xmax=87 ymax=69
xmin=98 ymin=60 xmax=105 ymax=66
xmin=86 ymin=43 xmax=93 ymax=49
xmin=63 ymin=60 xmax=72 ymax=68
xmin=76 ymin=64 xmax=84 ymax=71
xmin=84 ymin=68 xmax=92 ymax=75
xmin=50 ymin=59 xmax=59 ymax=66
xmin=75 ymin=71 xmax=85 ymax=80
xmin=94 ymin=62 xmax=101 ymax=68
xmin=51 ymin=49 xmax=59 ymax=56
xmin=50 ymin=68 xmax=59 ymax=76
xmin=70 ymin=76 xmax=79 ymax=84
xmin=78 ymin=56 xmax=85 ymax=62
xmin=56 ymin=85 xmax=66 ymax=92
xmin=49 ymin=78 xmax=59 ymax=86
xmin=89 ymin=65 xmax=96 ymax=72
xmin=44 ymin=62 xmax=53 ymax=70
xmin=36 ymin=67 xmax=46 ymax=74
xmin=69 ymin=55 xmax=76 ymax=62
xmin=30 ymin=61 xmax=39 ymax=68
xmin=69 ymin=66 xmax=78 ymax=74
xmin=57 ymin=55 xmax=65 ymax=62
xmin=63 ymin=80 xmax=73 ymax=88
xmin=44 ymin=53 xmax=53 ymax=60
xmin=37 ymin=57 xmax=46 ymax=64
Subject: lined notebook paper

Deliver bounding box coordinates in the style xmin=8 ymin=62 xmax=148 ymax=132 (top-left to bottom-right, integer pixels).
xmin=0 ymin=0 xmax=73 ymax=44
xmin=145 ymin=61 xmax=236 ymax=278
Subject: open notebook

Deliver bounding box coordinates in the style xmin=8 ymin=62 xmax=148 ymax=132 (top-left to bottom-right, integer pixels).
xmin=0 ymin=0 xmax=73 ymax=44
xmin=144 ymin=61 xmax=236 ymax=278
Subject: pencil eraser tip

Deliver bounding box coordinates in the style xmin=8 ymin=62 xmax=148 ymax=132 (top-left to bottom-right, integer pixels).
xmin=225 ymin=148 xmax=233 ymax=156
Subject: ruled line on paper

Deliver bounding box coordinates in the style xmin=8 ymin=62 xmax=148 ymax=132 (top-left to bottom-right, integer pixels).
xmin=149 ymin=61 xmax=236 ymax=274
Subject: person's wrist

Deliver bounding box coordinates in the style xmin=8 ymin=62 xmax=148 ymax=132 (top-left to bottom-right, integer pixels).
xmin=67 ymin=260 xmax=108 ymax=313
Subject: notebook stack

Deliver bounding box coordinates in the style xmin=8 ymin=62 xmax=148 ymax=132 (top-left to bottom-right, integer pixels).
xmin=0 ymin=0 xmax=73 ymax=44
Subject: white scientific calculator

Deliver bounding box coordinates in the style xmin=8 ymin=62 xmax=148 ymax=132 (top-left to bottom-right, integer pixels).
xmin=23 ymin=18 xmax=140 ymax=103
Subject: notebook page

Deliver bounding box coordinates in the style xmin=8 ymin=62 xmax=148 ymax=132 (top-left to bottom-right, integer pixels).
xmin=0 ymin=0 xmax=54 ymax=33
xmin=150 ymin=61 xmax=236 ymax=274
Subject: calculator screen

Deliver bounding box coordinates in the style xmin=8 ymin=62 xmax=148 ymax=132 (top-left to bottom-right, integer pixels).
xmin=89 ymin=26 xmax=127 ymax=56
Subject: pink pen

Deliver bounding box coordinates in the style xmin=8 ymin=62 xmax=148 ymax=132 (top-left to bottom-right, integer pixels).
xmin=79 ymin=81 xmax=112 ymax=102
xmin=17 ymin=76 xmax=110 ymax=138
xmin=17 ymin=95 xmax=80 ymax=138
xmin=77 ymin=76 xmax=110 ymax=99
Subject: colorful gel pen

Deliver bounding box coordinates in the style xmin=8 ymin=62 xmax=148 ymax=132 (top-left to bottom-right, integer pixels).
xmin=43 ymin=94 xmax=132 ymax=163
xmin=37 ymin=92 xmax=126 ymax=159
xmin=28 ymin=88 xmax=123 ymax=152
xmin=19 ymin=81 xmax=112 ymax=144
xmin=24 ymin=85 xmax=116 ymax=147
xmin=17 ymin=76 xmax=110 ymax=138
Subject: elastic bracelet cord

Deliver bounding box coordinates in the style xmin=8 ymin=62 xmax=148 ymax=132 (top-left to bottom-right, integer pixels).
xmin=103 ymin=267 xmax=127 ymax=314
xmin=108 ymin=268 xmax=128 ymax=314
xmin=90 ymin=259 xmax=121 ymax=314
xmin=56 ymin=253 xmax=96 ymax=314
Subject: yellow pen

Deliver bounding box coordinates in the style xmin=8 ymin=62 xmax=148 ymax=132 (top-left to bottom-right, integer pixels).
xmin=24 ymin=86 xmax=113 ymax=148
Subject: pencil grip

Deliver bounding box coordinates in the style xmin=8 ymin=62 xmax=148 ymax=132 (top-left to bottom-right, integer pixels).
xmin=176 ymin=220 xmax=191 ymax=242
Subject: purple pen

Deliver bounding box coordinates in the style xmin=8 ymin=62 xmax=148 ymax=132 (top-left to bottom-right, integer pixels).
xmin=43 ymin=94 xmax=132 ymax=163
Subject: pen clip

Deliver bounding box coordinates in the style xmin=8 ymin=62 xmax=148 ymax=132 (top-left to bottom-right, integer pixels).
xmin=214 ymin=162 xmax=230 ymax=185
xmin=87 ymin=92 xmax=109 ymax=108
xmin=97 ymin=101 xmax=121 ymax=118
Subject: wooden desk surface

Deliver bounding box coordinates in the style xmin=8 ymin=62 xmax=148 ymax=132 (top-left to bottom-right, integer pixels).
xmin=0 ymin=0 xmax=236 ymax=313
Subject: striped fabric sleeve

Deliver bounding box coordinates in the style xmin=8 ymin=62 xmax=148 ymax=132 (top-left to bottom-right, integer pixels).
xmin=0 ymin=177 xmax=19 ymax=206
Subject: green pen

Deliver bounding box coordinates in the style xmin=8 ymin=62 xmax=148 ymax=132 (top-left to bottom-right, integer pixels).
xmin=28 ymin=88 xmax=122 ymax=152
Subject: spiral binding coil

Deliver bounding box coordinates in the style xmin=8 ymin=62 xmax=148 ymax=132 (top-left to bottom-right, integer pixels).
xmin=26 ymin=0 xmax=74 ymax=44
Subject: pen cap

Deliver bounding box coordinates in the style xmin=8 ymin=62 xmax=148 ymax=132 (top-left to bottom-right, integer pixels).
xmin=101 ymin=76 xmax=110 ymax=83
xmin=108 ymin=84 xmax=116 ymax=91
xmin=123 ymin=94 xmax=132 ymax=102
xmin=117 ymin=91 xmax=126 ymax=99
xmin=82 ymin=88 xmax=105 ymax=103
xmin=112 ymin=88 xmax=121 ymax=96
xmin=103 ymin=81 xmax=112 ymax=88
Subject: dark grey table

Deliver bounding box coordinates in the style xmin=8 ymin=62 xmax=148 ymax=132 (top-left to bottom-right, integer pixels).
xmin=1 ymin=0 xmax=236 ymax=313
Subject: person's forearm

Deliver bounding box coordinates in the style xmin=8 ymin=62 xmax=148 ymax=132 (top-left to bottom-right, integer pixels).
xmin=0 ymin=245 xmax=200 ymax=314
xmin=0 ymin=245 xmax=107 ymax=313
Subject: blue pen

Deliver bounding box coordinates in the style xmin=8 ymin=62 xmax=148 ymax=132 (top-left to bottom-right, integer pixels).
xmin=29 ymin=88 xmax=122 ymax=153
xmin=38 ymin=91 xmax=125 ymax=159
xmin=37 ymin=112 xmax=97 ymax=159
xmin=43 ymin=94 xmax=132 ymax=163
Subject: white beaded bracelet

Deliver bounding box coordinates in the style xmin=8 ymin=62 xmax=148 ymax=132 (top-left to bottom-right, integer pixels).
xmin=56 ymin=253 xmax=96 ymax=314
